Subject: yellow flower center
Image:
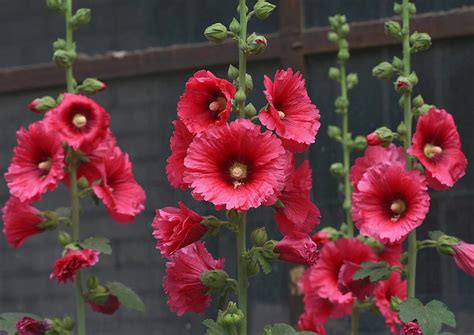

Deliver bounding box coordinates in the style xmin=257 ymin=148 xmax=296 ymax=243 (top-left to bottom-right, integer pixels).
xmin=209 ymin=97 xmax=227 ymax=113
xmin=229 ymin=162 xmax=248 ymax=189
xmin=278 ymin=110 xmax=286 ymax=119
xmin=38 ymin=160 xmax=52 ymax=171
xmin=72 ymin=114 xmax=87 ymax=128
xmin=390 ymin=199 xmax=406 ymax=221
xmin=423 ymin=144 xmax=442 ymax=159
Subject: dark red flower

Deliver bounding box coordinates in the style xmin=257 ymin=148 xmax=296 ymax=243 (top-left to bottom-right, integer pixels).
xmin=44 ymin=93 xmax=110 ymax=153
xmin=16 ymin=317 xmax=50 ymax=335
xmin=92 ymin=147 xmax=146 ymax=223
xmin=297 ymin=312 xmax=326 ymax=335
xmin=259 ymin=68 xmax=320 ymax=152
xmin=2 ymin=197 xmax=45 ymax=248
xmin=166 ymin=120 xmax=195 ymax=189
xmin=453 ymin=241 xmax=474 ymax=276
xmin=408 ymin=108 xmax=467 ymax=190
xmin=401 ymin=321 xmax=422 ymax=335
xmin=152 ymin=202 xmax=207 ymax=257
xmin=163 ymin=241 xmax=224 ymax=316
xmin=311 ymin=230 xmax=332 ymax=247
xmin=275 ymin=232 xmax=319 ymax=266
xmin=378 ymin=242 xmax=403 ymax=267
xmin=183 ymin=119 xmax=289 ymax=211
xmin=177 ymin=70 xmax=236 ymax=134
xmin=374 ymin=272 xmax=407 ymax=334
xmin=87 ymin=294 xmax=121 ymax=315
xmin=352 ymin=163 xmax=430 ymax=244
xmin=5 ymin=121 xmax=65 ymax=202
xmin=50 ymin=249 xmax=99 ymax=284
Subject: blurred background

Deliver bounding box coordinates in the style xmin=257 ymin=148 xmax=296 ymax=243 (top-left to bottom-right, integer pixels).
xmin=0 ymin=0 xmax=473 ymax=334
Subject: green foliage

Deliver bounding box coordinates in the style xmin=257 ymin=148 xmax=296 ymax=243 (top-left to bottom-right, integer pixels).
xmin=263 ymin=323 xmax=314 ymax=335
xmin=353 ymin=261 xmax=391 ymax=283
xmin=106 ymin=282 xmax=146 ymax=313
xmin=0 ymin=313 xmax=41 ymax=334
xmin=80 ymin=237 xmax=112 ymax=255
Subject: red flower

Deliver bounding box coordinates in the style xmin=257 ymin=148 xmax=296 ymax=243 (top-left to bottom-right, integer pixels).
xmin=16 ymin=317 xmax=50 ymax=335
xmin=5 ymin=121 xmax=65 ymax=202
xmin=350 ymin=144 xmax=405 ymax=192
xmin=183 ymin=119 xmax=288 ymax=211
xmin=177 ymin=70 xmax=236 ymax=134
xmin=2 ymin=197 xmax=45 ymax=248
xmin=401 ymin=321 xmax=423 ymax=335
xmin=152 ymin=202 xmax=207 ymax=257
xmin=163 ymin=241 xmax=224 ymax=316
xmin=275 ymin=232 xmax=319 ymax=266
xmin=366 ymin=132 xmax=383 ymax=146
xmin=408 ymin=108 xmax=467 ymax=190
xmin=27 ymin=99 xmax=41 ymax=113
xmin=87 ymin=294 xmax=121 ymax=315
xmin=273 ymin=160 xmax=321 ymax=235
xmin=374 ymin=272 xmax=407 ymax=334
xmin=92 ymin=147 xmax=146 ymax=223
xmin=378 ymin=242 xmax=403 ymax=267
xmin=311 ymin=230 xmax=331 ymax=247
xmin=259 ymin=68 xmax=320 ymax=152
xmin=297 ymin=312 xmax=326 ymax=335
xmin=166 ymin=120 xmax=195 ymax=189
xmin=352 ymin=163 xmax=430 ymax=244
xmin=453 ymin=242 xmax=474 ymax=276
xmin=50 ymin=249 xmax=99 ymax=284
xmin=44 ymin=93 xmax=110 ymax=153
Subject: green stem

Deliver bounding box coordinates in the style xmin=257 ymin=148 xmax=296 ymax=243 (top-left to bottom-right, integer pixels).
xmin=237 ymin=0 xmax=248 ymax=119
xmin=65 ymin=0 xmax=74 ymax=93
xmin=236 ymin=212 xmax=248 ymax=335
xmin=401 ymin=0 xmax=417 ymax=299
xmin=351 ymin=304 xmax=360 ymax=335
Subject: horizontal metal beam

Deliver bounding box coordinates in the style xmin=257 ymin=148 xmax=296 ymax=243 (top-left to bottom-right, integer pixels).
xmin=1 ymin=6 xmax=473 ymax=94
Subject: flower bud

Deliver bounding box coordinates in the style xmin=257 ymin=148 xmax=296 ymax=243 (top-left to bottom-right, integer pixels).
xmin=410 ymin=32 xmax=431 ymax=53
xmin=384 ymin=20 xmax=401 ymax=39
xmin=408 ymin=72 xmax=419 ymax=86
xmin=71 ymin=8 xmax=91 ymax=30
xmin=334 ymin=96 xmax=349 ymax=110
xmin=89 ymin=285 xmax=110 ymax=305
xmin=328 ymin=16 xmax=339 ymax=29
xmin=244 ymin=103 xmax=257 ymax=118
xmin=251 ymin=227 xmax=268 ymax=247
xmin=58 ymin=231 xmax=72 ymax=247
xmin=327 ymin=125 xmax=342 ymax=139
xmin=353 ymin=135 xmax=367 ymax=150
xmin=337 ymin=49 xmax=350 ymax=61
xmin=397 ymin=121 xmax=407 ymax=137
xmin=327 ymin=31 xmax=338 ymax=43
xmin=28 ymin=96 xmax=57 ymax=113
xmin=411 ymin=94 xmax=424 ymax=108
xmin=341 ymin=23 xmax=350 ymax=35
xmin=53 ymin=38 xmax=67 ymax=51
xmin=234 ymin=89 xmax=246 ymax=104
xmin=245 ymin=74 xmax=253 ymax=93
xmin=392 ymin=56 xmax=403 ymax=72
xmin=328 ymin=67 xmax=340 ymax=80
xmin=221 ymin=302 xmax=244 ymax=326
xmin=390 ymin=296 xmax=403 ymax=311
xmin=400 ymin=251 xmax=408 ymax=265
xmin=417 ymin=104 xmax=433 ymax=116
xmin=228 ymin=64 xmax=239 ymax=81
xmin=393 ymin=3 xmax=402 ymax=14
xmin=53 ymin=49 xmax=76 ymax=68
xmin=61 ymin=316 xmax=75 ymax=331
xmin=367 ymin=127 xmax=394 ymax=146
xmin=254 ymin=1 xmax=276 ymax=20
xmin=330 ymin=162 xmax=345 ymax=178
xmin=347 ymin=73 xmax=358 ymax=89
xmin=204 ymin=23 xmax=228 ymax=43
xmin=77 ymin=176 xmax=89 ymax=190
xmin=372 ymin=61 xmax=394 ymax=80
xmin=81 ymin=78 xmax=106 ymax=95
xmin=408 ymin=3 xmax=417 ymax=15
xmin=46 ymin=0 xmax=64 ymax=11
xmin=200 ymin=270 xmax=229 ymax=290
xmin=247 ymin=34 xmax=267 ymax=55
xmin=229 ymin=18 xmax=240 ymax=35
xmin=395 ymin=76 xmax=413 ymax=94
xmin=436 ymin=235 xmax=460 ymax=256
xmin=87 ymin=275 xmax=100 ymax=289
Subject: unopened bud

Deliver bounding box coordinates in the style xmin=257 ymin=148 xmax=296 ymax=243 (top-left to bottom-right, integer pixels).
xmin=234 ymin=89 xmax=246 ymax=104
xmin=328 ymin=67 xmax=340 ymax=80
xmin=341 ymin=23 xmax=350 ymax=35
xmin=408 ymin=3 xmax=417 ymax=15
xmin=367 ymin=127 xmax=394 ymax=146
xmin=392 ymin=56 xmax=403 ymax=72
xmin=408 ymin=72 xmax=419 ymax=86
xmin=58 ymin=231 xmax=72 ymax=246
xmin=221 ymin=302 xmax=244 ymax=326
xmin=87 ymin=276 xmax=99 ymax=289
xmin=228 ymin=64 xmax=239 ymax=81
xmin=327 ymin=125 xmax=342 ymax=139
xmin=327 ymin=31 xmax=338 ymax=43
xmin=28 ymin=96 xmax=57 ymax=113
xmin=337 ymin=49 xmax=350 ymax=61
xmin=247 ymin=34 xmax=267 ymax=55
xmin=251 ymin=227 xmax=268 ymax=247
xmin=410 ymin=32 xmax=431 ymax=53
xmin=46 ymin=0 xmax=64 ymax=11
xmin=254 ymin=1 xmax=276 ymax=20
xmin=245 ymin=74 xmax=253 ymax=93
xmin=393 ymin=3 xmax=402 ymax=14
xmin=372 ymin=62 xmax=394 ymax=80
xmin=335 ymin=96 xmax=349 ymax=110
xmin=244 ymin=103 xmax=257 ymax=118
xmin=77 ymin=176 xmax=89 ymax=190
xmin=200 ymin=270 xmax=229 ymax=290
xmin=353 ymin=135 xmax=367 ymax=150
xmin=204 ymin=23 xmax=228 ymax=43
xmin=397 ymin=122 xmax=407 ymax=137
xmin=61 ymin=316 xmax=75 ymax=331
xmin=81 ymin=78 xmax=106 ymax=95
xmin=53 ymin=38 xmax=67 ymax=51
xmin=412 ymin=94 xmax=424 ymax=108
xmin=330 ymin=162 xmax=345 ymax=178
xmin=71 ymin=8 xmax=91 ymax=30
xmin=347 ymin=73 xmax=358 ymax=89
xmin=390 ymin=296 xmax=403 ymax=311
xmin=53 ymin=49 xmax=76 ymax=68
xmin=395 ymin=76 xmax=413 ymax=94
xmin=229 ymin=18 xmax=240 ymax=35
xmin=384 ymin=20 xmax=401 ymax=39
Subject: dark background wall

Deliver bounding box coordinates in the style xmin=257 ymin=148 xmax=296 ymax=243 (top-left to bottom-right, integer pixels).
xmin=0 ymin=1 xmax=473 ymax=334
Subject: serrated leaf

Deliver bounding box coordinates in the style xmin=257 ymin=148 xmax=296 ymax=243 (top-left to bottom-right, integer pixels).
xmin=263 ymin=323 xmax=312 ymax=335
xmin=81 ymin=237 xmax=112 ymax=254
xmin=0 ymin=313 xmax=41 ymax=334
xmin=203 ymin=319 xmax=230 ymax=335
xmin=106 ymin=282 xmax=146 ymax=313
xmin=256 ymin=252 xmax=272 ymax=274
xmin=353 ymin=261 xmax=391 ymax=283
xmin=399 ymin=298 xmax=456 ymax=335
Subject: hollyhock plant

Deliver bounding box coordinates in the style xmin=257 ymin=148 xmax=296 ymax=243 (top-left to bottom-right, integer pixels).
xmin=16 ymin=317 xmax=50 ymax=335
xmin=374 ymin=272 xmax=407 ymax=334
xmin=5 ymin=121 xmax=65 ymax=202
xmin=166 ymin=119 xmax=195 ymax=189
xmin=44 ymin=93 xmax=110 ymax=153
xmin=352 ymin=163 xmax=430 ymax=244
xmin=163 ymin=241 xmax=224 ymax=316
xmin=2 ymin=197 xmax=45 ymax=248
xmin=297 ymin=312 xmax=326 ymax=335
xmin=183 ymin=119 xmax=288 ymax=211
xmin=259 ymin=68 xmax=320 ymax=152
xmin=273 ymin=160 xmax=321 ymax=235
xmin=311 ymin=230 xmax=332 ymax=247
xmin=408 ymin=108 xmax=467 ymax=190
xmin=87 ymin=295 xmax=121 ymax=315
xmin=177 ymin=70 xmax=236 ymax=134
xmin=378 ymin=242 xmax=403 ymax=267
xmin=50 ymin=249 xmax=100 ymax=284
xmin=275 ymin=232 xmax=319 ymax=266
xmin=401 ymin=321 xmax=423 ymax=335
xmin=152 ymin=202 xmax=207 ymax=257
xmin=452 ymin=242 xmax=474 ymax=276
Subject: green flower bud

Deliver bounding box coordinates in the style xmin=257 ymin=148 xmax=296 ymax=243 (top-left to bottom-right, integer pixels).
xmin=228 ymin=64 xmax=239 ymax=81
xmin=87 ymin=275 xmax=99 ymax=289
xmin=339 ymin=39 xmax=348 ymax=49
xmin=400 ymin=251 xmax=408 ymax=265
xmin=61 ymin=316 xmax=75 ymax=331
xmin=436 ymin=235 xmax=460 ymax=256
xmin=335 ymin=96 xmax=349 ymax=110
xmin=204 ymin=23 xmax=228 ymax=43
xmin=417 ymin=104 xmax=433 ymax=116
xmin=393 ymin=3 xmax=402 ymax=14
xmin=77 ymin=176 xmax=89 ymax=190
xmin=408 ymin=3 xmax=417 ymax=14
xmin=28 ymin=96 xmax=57 ymax=113
xmin=46 ymin=0 xmax=64 ymax=11
xmin=244 ymin=103 xmax=257 ymax=118
xmin=234 ymin=89 xmax=246 ymax=104
xmin=71 ymin=8 xmax=91 ymax=30
xmin=254 ymin=1 xmax=276 ymax=20
xmin=229 ymin=18 xmax=240 ymax=35
xmin=372 ymin=61 xmax=394 ymax=80
xmin=201 ymin=215 xmax=221 ymax=228
xmin=89 ymin=285 xmax=110 ymax=305
xmin=397 ymin=121 xmax=407 ymax=137
xmin=328 ymin=67 xmax=340 ymax=80
xmin=410 ymin=32 xmax=431 ymax=53
xmin=221 ymin=302 xmax=244 ymax=326
xmin=353 ymin=135 xmax=367 ymax=150
xmin=245 ymin=74 xmax=253 ymax=93
xmin=338 ymin=15 xmax=347 ymax=25
xmin=341 ymin=23 xmax=350 ymax=35
xmin=247 ymin=33 xmax=267 ymax=55
xmin=81 ymin=78 xmax=106 ymax=95
xmin=53 ymin=49 xmax=76 ymax=68
xmin=53 ymin=38 xmax=67 ymax=51
xmin=337 ymin=49 xmax=350 ymax=61
xmin=384 ymin=20 xmax=401 ymax=39
xmin=251 ymin=227 xmax=268 ymax=247
xmin=58 ymin=231 xmax=72 ymax=247
xmin=390 ymin=296 xmax=403 ymax=311
xmin=392 ymin=56 xmax=403 ymax=72
xmin=200 ymin=270 xmax=229 ymax=290
xmin=40 ymin=211 xmax=60 ymax=230
xmin=375 ymin=126 xmax=395 ymax=143
xmin=328 ymin=16 xmax=339 ymax=29
xmin=330 ymin=162 xmax=345 ymax=178
xmin=408 ymin=72 xmax=419 ymax=86
xmin=412 ymin=94 xmax=424 ymax=108
xmin=347 ymin=73 xmax=359 ymax=89
xmin=327 ymin=125 xmax=342 ymax=139
xmin=327 ymin=31 xmax=338 ymax=43
xmin=395 ymin=76 xmax=413 ymax=94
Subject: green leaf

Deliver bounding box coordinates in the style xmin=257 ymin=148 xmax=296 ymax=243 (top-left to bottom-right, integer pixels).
xmin=80 ymin=237 xmax=112 ymax=254
xmin=353 ymin=261 xmax=391 ymax=283
xmin=263 ymin=323 xmax=314 ymax=335
xmin=398 ymin=298 xmax=456 ymax=335
xmin=106 ymin=282 xmax=146 ymax=313
xmin=0 ymin=313 xmax=41 ymax=334
xmin=429 ymin=230 xmax=444 ymax=241
xmin=203 ymin=319 xmax=230 ymax=335
xmin=256 ymin=252 xmax=272 ymax=275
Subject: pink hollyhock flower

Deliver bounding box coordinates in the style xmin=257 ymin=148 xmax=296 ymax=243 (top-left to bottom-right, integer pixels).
xmin=378 ymin=242 xmax=403 ymax=267
xmin=87 ymin=294 xmax=121 ymax=315
xmin=352 ymin=163 xmax=430 ymax=244
xmin=5 ymin=121 xmax=65 ymax=202
xmin=44 ymin=93 xmax=110 ymax=153
xmin=183 ymin=119 xmax=288 ymax=211
xmin=163 ymin=241 xmax=224 ymax=316
xmin=2 ymin=197 xmax=45 ymax=248
xmin=152 ymin=202 xmax=207 ymax=257
xmin=259 ymin=68 xmax=320 ymax=152
xmin=408 ymin=108 xmax=467 ymax=190
xmin=297 ymin=312 xmax=326 ymax=335
xmin=374 ymin=272 xmax=407 ymax=334
xmin=453 ymin=242 xmax=474 ymax=276
xmin=177 ymin=70 xmax=236 ymax=134
xmin=350 ymin=144 xmax=405 ymax=192
xmin=92 ymin=147 xmax=146 ymax=223
xmin=166 ymin=120 xmax=195 ymax=189
xmin=16 ymin=317 xmax=50 ymax=335
xmin=50 ymin=249 xmax=99 ymax=284
xmin=275 ymin=232 xmax=319 ymax=266
xmin=401 ymin=321 xmax=422 ymax=335
xmin=273 ymin=160 xmax=321 ymax=235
